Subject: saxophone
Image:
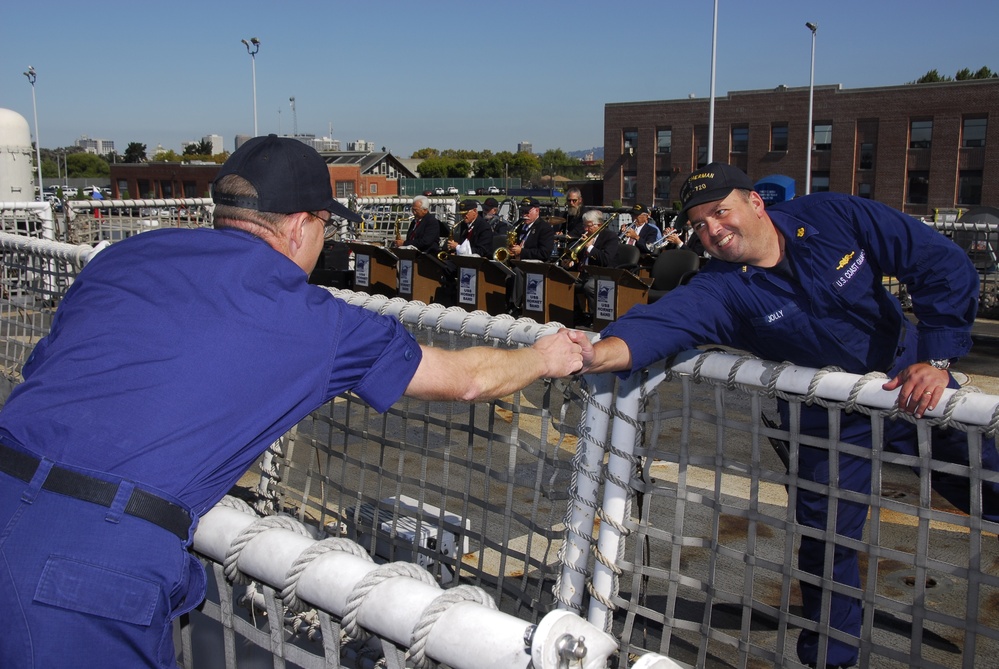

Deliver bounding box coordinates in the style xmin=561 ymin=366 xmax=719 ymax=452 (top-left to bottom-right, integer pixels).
xmin=493 ymin=226 xmax=518 ymax=263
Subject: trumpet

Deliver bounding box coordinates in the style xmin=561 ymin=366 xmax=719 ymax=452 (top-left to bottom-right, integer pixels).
xmin=646 ymin=227 xmax=679 ymax=253
xmin=619 ymin=220 xmax=637 ymax=241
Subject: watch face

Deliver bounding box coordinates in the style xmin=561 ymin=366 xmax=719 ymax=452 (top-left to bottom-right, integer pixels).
xmin=928 ymin=359 xmax=951 ymax=369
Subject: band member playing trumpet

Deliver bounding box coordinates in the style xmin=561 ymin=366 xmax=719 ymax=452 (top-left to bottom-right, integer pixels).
xmin=447 ymin=200 xmax=493 ymax=257
xmin=621 ymin=203 xmax=662 ymax=254
xmin=396 ymin=195 xmax=445 ymax=253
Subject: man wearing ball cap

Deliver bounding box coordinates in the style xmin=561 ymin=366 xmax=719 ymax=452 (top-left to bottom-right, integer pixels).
xmin=567 ymin=161 xmax=999 ymax=668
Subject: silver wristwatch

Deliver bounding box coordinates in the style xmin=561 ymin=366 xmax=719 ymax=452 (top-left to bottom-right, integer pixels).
xmin=926 ymin=358 xmax=951 ymax=370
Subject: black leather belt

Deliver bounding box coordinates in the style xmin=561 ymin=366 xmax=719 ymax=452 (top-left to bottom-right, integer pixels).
xmin=0 ymin=442 xmax=191 ymax=541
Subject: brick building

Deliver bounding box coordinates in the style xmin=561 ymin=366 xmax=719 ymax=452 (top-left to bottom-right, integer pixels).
xmin=604 ymin=78 xmax=999 ymax=216
xmin=110 ymin=150 xmax=415 ymax=201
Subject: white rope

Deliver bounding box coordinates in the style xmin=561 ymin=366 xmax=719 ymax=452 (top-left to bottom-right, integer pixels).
xmin=341 ymin=562 xmax=439 ymax=641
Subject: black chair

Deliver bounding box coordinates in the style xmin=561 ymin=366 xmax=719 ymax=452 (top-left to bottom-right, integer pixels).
xmin=647 ymin=249 xmax=700 ymax=303
xmin=613 ymin=244 xmax=641 ymax=271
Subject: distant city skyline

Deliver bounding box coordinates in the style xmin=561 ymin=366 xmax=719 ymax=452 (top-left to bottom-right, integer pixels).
xmin=2 ymin=0 xmax=997 ymax=158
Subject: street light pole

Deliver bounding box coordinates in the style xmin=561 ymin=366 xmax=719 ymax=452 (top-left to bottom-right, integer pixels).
xmin=805 ymin=22 xmax=817 ymax=195
xmin=706 ymin=0 xmax=718 ymax=163
xmin=241 ymin=37 xmax=261 ymax=136
xmin=23 ymin=66 xmax=43 ymax=198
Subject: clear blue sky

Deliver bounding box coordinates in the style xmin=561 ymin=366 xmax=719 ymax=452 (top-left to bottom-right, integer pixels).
xmin=2 ymin=0 xmax=997 ymax=158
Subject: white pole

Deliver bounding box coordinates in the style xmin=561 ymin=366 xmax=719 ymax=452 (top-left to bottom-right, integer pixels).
xmin=805 ymin=22 xmax=817 ymax=195
xmin=24 ymin=66 xmax=43 ymax=198
xmin=707 ymin=0 xmax=718 ymax=163
xmin=242 ymin=38 xmax=260 ymax=137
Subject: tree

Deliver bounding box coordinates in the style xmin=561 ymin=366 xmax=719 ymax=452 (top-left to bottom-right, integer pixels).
xmin=152 ymin=149 xmax=183 ymax=162
xmin=65 ymin=152 xmax=110 ymax=178
xmin=411 ymin=147 xmax=440 ymax=159
xmin=123 ymin=142 xmax=147 ymax=163
xmin=909 ymin=66 xmax=996 ymax=84
xmin=416 ymin=157 xmax=448 ymax=178
xmin=445 ymin=159 xmax=471 ymax=178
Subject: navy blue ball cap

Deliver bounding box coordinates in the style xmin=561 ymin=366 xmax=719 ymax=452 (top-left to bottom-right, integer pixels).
xmin=519 ymin=196 xmax=540 ymax=210
xmin=212 ymin=134 xmax=361 ymax=222
xmin=679 ymin=162 xmax=754 ymax=215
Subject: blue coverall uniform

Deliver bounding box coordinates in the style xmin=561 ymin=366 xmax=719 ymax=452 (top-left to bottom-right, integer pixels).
xmin=0 ymin=227 xmax=422 ymax=667
xmin=601 ymin=192 xmax=999 ymax=667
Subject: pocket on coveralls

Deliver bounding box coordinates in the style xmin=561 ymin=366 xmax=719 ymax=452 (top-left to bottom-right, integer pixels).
xmin=34 ymin=555 xmax=160 ymax=626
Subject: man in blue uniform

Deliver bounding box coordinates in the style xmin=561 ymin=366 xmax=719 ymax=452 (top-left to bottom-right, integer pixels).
xmin=569 ymin=162 xmax=999 ymax=668
xmin=0 ymin=135 xmax=584 ymax=668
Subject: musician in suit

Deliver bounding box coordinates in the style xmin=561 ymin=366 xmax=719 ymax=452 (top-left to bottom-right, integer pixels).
xmin=507 ymin=197 xmax=556 ymax=316
xmin=447 ymin=199 xmax=494 ymax=257
xmin=511 ymin=197 xmax=555 ymax=261
xmin=621 ymin=203 xmax=662 ymax=255
xmin=560 ymin=188 xmax=586 ymax=239
xmin=395 ymin=195 xmax=444 ymax=253
xmin=574 ymin=209 xmax=620 ymax=327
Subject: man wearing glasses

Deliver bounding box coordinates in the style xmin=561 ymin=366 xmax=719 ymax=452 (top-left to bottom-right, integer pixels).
xmin=0 ymin=135 xmax=584 ymax=667
xmin=560 ymin=188 xmax=586 ymax=240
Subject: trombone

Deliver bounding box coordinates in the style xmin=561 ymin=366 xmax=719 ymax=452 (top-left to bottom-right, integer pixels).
xmin=560 ymin=213 xmax=617 ymax=266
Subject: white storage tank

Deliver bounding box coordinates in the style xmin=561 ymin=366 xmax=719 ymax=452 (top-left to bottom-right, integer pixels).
xmin=0 ymin=108 xmax=35 ymax=202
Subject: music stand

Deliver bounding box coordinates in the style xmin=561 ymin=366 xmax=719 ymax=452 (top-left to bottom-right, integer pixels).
xmin=395 ymin=247 xmax=447 ymax=304
xmin=451 ymin=255 xmax=514 ymax=314
xmin=585 ymin=266 xmax=651 ymax=331
xmin=348 ymin=242 xmax=398 ymax=298
xmin=511 ymin=260 xmax=577 ymax=326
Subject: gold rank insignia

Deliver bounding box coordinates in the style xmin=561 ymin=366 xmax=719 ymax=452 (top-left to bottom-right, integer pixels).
xmin=797 ymin=227 xmax=805 ymax=238
xmin=741 ymin=265 xmax=748 ymax=272
xmin=836 ymin=251 xmax=855 ymax=270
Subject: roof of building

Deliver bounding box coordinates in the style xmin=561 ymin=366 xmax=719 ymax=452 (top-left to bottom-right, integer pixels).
xmin=317 ymin=151 xmax=417 ymax=178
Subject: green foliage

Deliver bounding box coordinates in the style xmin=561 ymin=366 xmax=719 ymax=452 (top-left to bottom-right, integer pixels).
xmin=416 ymin=157 xmax=471 ymax=178
xmin=123 ymin=142 xmax=147 ymax=163
xmin=66 ymin=152 xmax=110 ymax=178
xmin=411 ymin=147 xmax=440 ymax=159
xmin=41 ymin=159 xmax=59 ymax=179
xmin=909 ymin=66 xmax=996 ymax=84
xmin=152 ymin=150 xmax=183 ymax=162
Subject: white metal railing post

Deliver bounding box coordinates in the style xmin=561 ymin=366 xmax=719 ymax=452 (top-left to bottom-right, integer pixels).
xmin=586 ymin=370 xmax=644 ymax=630
xmin=555 ymin=372 xmax=614 ymax=612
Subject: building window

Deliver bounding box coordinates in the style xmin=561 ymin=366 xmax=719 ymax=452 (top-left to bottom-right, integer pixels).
xmin=771 ymin=124 xmax=788 ymax=152
xmin=657 ymin=128 xmax=672 ymax=153
xmin=369 ymin=183 xmax=378 ymax=194
xmin=859 ymin=142 xmax=875 ymax=170
xmin=730 ymin=126 xmax=749 ymax=153
xmin=623 ymin=129 xmax=638 ymax=154
xmin=909 ymin=120 xmax=933 ymax=149
xmin=183 ymin=181 xmax=197 ymax=198
xmin=623 ymin=171 xmax=638 ymax=199
xmin=655 ymin=171 xmax=671 ymax=201
xmin=335 ymin=181 xmax=355 ymax=198
xmin=137 ymin=179 xmax=153 ymax=199
xmin=810 ymin=171 xmax=830 ymax=193
xmin=159 ymin=181 xmax=173 ymax=198
xmin=813 ymin=124 xmax=832 ymax=151
xmin=857 ymin=183 xmax=872 ymax=199
xmin=907 ymin=170 xmax=929 ymax=204
xmin=958 ymin=170 xmax=983 ymax=206
xmin=962 ymin=117 xmax=987 ymax=148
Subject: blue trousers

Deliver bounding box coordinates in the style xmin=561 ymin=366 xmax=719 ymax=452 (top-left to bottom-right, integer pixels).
xmin=0 ymin=462 xmax=204 ymax=668
xmin=782 ymin=376 xmax=999 ymax=668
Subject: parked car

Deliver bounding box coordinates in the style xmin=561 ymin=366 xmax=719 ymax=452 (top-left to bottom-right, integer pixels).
xmin=487 ymin=186 xmax=500 ymax=194
xmin=446 ymin=186 xmax=459 ymax=195
xmin=422 ymin=190 xmax=434 ymax=197
xmin=467 ymin=189 xmax=477 ymax=196
xmin=433 ymin=187 xmax=445 ymax=196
